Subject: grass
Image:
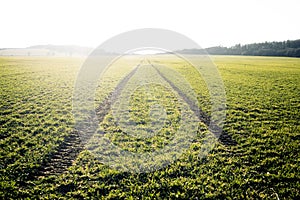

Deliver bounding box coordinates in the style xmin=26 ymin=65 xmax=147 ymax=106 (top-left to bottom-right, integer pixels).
xmin=0 ymin=55 xmax=299 ymax=199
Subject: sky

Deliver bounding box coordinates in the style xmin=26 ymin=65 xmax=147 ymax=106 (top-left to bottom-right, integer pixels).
xmin=1 ymin=0 xmax=299 ymax=49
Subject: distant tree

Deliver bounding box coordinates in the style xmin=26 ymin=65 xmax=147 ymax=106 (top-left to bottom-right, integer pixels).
xmin=205 ymin=39 xmax=300 ymax=57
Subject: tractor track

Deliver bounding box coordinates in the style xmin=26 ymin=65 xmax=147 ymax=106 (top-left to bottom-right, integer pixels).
xmin=36 ymin=59 xmax=236 ymax=177
xmin=36 ymin=63 xmax=141 ymax=177
xmin=149 ymin=61 xmax=237 ymax=146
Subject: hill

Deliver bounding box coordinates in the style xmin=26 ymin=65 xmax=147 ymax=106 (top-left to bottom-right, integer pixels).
xmin=0 ymin=45 xmax=93 ymax=56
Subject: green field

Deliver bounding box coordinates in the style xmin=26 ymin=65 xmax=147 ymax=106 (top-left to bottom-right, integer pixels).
xmin=0 ymin=55 xmax=299 ymax=199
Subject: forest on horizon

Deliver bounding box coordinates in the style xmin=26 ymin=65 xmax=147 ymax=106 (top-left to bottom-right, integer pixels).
xmin=177 ymin=39 xmax=300 ymax=57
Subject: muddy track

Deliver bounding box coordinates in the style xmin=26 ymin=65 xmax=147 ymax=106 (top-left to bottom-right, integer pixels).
xmin=95 ymin=63 xmax=141 ymax=122
xmin=36 ymin=63 xmax=141 ymax=177
xmin=36 ymin=131 xmax=84 ymax=176
xmin=36 ymin=59 xmax=236 ymax=177
xmin=150 ymin=62 xmax=237 ymax=146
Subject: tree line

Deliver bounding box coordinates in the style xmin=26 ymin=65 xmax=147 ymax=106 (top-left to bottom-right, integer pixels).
xmin=176 ymin=39 xmax=300 ymax=57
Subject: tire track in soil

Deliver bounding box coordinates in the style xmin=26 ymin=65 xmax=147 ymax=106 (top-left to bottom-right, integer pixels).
xmin=36 ymin=62 xmax=142 ymax=177
xmin=36 ymin=59 xmax=236 ymax=177
xmin=149 ymin=61 xmax=237 ymax=146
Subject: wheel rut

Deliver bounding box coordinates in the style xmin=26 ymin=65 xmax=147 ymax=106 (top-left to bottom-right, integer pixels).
xmin=149 ymin=61 xmax=237 ymax=146
xmin=36 ymin=63 xmax=141 ymax=177
xmin=36 ymin=59 xmax=236 ymax=177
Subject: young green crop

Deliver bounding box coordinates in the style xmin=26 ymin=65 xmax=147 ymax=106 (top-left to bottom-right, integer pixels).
xmin=0 ymin=55 xmax=299 ymax=199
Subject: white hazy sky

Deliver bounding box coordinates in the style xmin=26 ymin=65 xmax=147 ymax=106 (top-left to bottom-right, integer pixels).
xmin=1 ymin=0 xmax=299 ymax=48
